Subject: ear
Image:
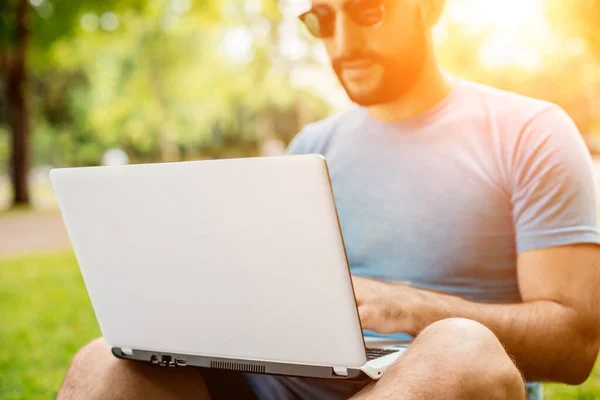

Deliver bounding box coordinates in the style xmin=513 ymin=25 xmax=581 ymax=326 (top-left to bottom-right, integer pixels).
xmin=420 ymin=0 xmax=445 ymax=27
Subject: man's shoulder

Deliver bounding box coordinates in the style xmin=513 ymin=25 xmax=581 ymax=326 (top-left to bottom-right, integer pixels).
xmin=459 ymin=80 xmax=585 ymax=173
xmin=459 ymin=79 xmax=557 ymax=119
xmin=288 ymin=107 xmax=365 ymax=155
xmin=457 ymin=79 xmax=579 ymax=146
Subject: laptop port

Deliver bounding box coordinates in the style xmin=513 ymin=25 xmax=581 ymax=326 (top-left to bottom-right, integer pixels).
xmin=175 ymin=359 xmax=187 ymax=367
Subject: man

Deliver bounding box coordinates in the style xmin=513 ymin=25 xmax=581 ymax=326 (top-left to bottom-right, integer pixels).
xmin=58 ymin=0 xmax=600 ymax=398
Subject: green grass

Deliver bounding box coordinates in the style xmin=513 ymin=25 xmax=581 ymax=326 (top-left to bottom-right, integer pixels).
xmin=545 ymin=364 xmax=600 ymax=400
xmin=0 ymin=252 xmax=599 ymax=399
xmin=0 ymin=253 xmax=100 ymax=399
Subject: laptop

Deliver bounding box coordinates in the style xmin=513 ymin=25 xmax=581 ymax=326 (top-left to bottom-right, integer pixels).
xmin=50 ymin=154 xmax=407 ymax=381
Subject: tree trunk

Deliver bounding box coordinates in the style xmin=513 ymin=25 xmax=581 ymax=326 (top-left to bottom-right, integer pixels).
xmin=7 ymin=0 xmax=31 ymax=205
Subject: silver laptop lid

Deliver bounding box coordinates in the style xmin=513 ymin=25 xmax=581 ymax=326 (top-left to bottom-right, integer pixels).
xmin=50 ymin=155 xmax=367 ymax=368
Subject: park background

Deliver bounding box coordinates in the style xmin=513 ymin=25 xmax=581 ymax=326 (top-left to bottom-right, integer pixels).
xmin=2 ymin=0 xmax=600 ymax=398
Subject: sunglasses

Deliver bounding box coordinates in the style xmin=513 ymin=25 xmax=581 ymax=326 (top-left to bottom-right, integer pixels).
xmin=299 ymin=0 xmax=385 ymax=39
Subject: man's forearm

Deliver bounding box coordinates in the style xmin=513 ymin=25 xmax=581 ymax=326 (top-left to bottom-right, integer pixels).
xmin=393 ymin=286 xmax=597 ymax=383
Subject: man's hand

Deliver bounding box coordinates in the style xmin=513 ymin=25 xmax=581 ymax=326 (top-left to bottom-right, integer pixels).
xmin=353 ymin=244 xmax=600 ymax=384
xmin=352 ymin=276 xmax=424 ymax=335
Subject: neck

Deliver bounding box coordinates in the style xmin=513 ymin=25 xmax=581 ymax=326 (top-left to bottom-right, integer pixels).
xmin=367 ymin=54 xmax=454 ymax=123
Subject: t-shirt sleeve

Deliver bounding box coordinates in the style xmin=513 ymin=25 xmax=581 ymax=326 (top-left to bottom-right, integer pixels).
xmin=287 ymin=129 xmax=311 ymax=155
xmin=286 ymin=122 xmax=328 ymax=156
xmin=512 ymin=106 xmax=600 ymax=252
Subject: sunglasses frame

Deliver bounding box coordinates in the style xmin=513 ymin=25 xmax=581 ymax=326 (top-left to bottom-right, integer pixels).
xmin=298 ymin=0 xmax=386 ymax=39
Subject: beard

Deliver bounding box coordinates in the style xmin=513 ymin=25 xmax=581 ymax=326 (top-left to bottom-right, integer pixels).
xmin=331 ymin=26 xmax=427 ymax=106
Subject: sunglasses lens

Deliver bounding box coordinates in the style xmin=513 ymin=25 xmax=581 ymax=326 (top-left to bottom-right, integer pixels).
xmin=301 ymin=12 xmax=321 ymax=37
xmin=347 ymin=0 xmax=384 ymax=27
xmin=353 ymin=8 xmax=383 ymax=26
xmin=300 ymin=8 xmax=335 ymax=38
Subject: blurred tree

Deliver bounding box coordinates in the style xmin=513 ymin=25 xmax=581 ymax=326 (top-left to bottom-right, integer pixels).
xmin=0 ymin=0 xmax=127 ymax=205
xmin=1 ymin=0 xmax=30 ymax=205
xmin=0 ymin=0 xmax=224 ymax=206
xmin=0 ymin=0 xmax=330 ymax=211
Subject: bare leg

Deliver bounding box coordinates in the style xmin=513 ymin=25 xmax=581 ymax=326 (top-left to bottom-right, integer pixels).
xmin=57 ymin=338 xmax=211 ymax=400
xmin=351 ymin=318 xmax=526 ymax=400
xmin=58 ymin=319 xmax=525 ymax=400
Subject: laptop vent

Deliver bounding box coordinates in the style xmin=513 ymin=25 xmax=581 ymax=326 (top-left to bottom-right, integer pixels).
xmin=211 ymin=361 xmax=266 ymax=373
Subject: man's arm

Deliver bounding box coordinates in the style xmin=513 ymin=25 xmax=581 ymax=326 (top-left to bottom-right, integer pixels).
xmin=353 ymin=243 xmax=600 ymax=384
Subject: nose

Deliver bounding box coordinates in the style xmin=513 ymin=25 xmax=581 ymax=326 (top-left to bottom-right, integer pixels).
xmin=332 ymin=10 xmax=365 ymax=57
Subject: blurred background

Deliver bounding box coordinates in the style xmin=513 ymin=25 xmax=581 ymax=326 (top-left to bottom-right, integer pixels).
xmin=1 ymin=0 xmax=600 ymax=398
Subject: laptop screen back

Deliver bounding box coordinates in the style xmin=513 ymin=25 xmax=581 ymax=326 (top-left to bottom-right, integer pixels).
xmin=50 ymin=155 xmax=367 ymax=368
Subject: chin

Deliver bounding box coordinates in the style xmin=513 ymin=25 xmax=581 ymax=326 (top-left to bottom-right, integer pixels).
xmin=349 ymin=96 xmax=382 ymax=107
xmin=347 ymin=90 xmax=397 ymax=107
xmin=342 ymin=79 xmax=405 ymax=106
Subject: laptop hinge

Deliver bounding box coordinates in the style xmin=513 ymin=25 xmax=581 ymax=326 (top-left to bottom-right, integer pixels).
xmin=333 ymin=366 xmax=348 ymax=376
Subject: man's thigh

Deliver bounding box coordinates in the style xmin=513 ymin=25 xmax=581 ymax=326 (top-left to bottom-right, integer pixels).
xmin=202 ymin=369 xmax=368 ymax=400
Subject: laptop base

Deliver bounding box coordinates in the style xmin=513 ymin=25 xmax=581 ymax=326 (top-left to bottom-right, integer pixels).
xmin=112 ymin=347 xmax=366 ymax=381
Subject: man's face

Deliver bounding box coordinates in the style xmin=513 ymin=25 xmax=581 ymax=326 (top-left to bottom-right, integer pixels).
xmin=307 ymin=0 xmax=431 ymax=106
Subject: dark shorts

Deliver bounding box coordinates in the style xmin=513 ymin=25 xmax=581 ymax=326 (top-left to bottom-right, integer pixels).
xmin=201 ymin=368 xmax=543 ymax=400
xmin=201 ymin=369 xmax=369 ymax=400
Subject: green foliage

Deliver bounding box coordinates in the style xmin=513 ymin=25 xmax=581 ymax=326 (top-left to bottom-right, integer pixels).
xmin=1 ymin=0 xmax=329 ymax=168
xmin=0 ymin=126 xmax=8 ymax=174
xmin=0 ymin=0 xmax=17 ymax=48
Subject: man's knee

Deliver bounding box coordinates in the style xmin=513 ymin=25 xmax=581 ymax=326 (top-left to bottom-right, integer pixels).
xmin=417 ymin=318 xmax=498 ymax=345
xmin=409 ymin=319 xmax=526 ymax=399
xmin=58 ymin=338 xmax=210 ymax=400
xmin=416 ymin=318 xmax=512 ymax=363
xmin=70 ymin=337 xmax=111 ymax=371
xmin=58 ymin=338 xmax=113 ymax=399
